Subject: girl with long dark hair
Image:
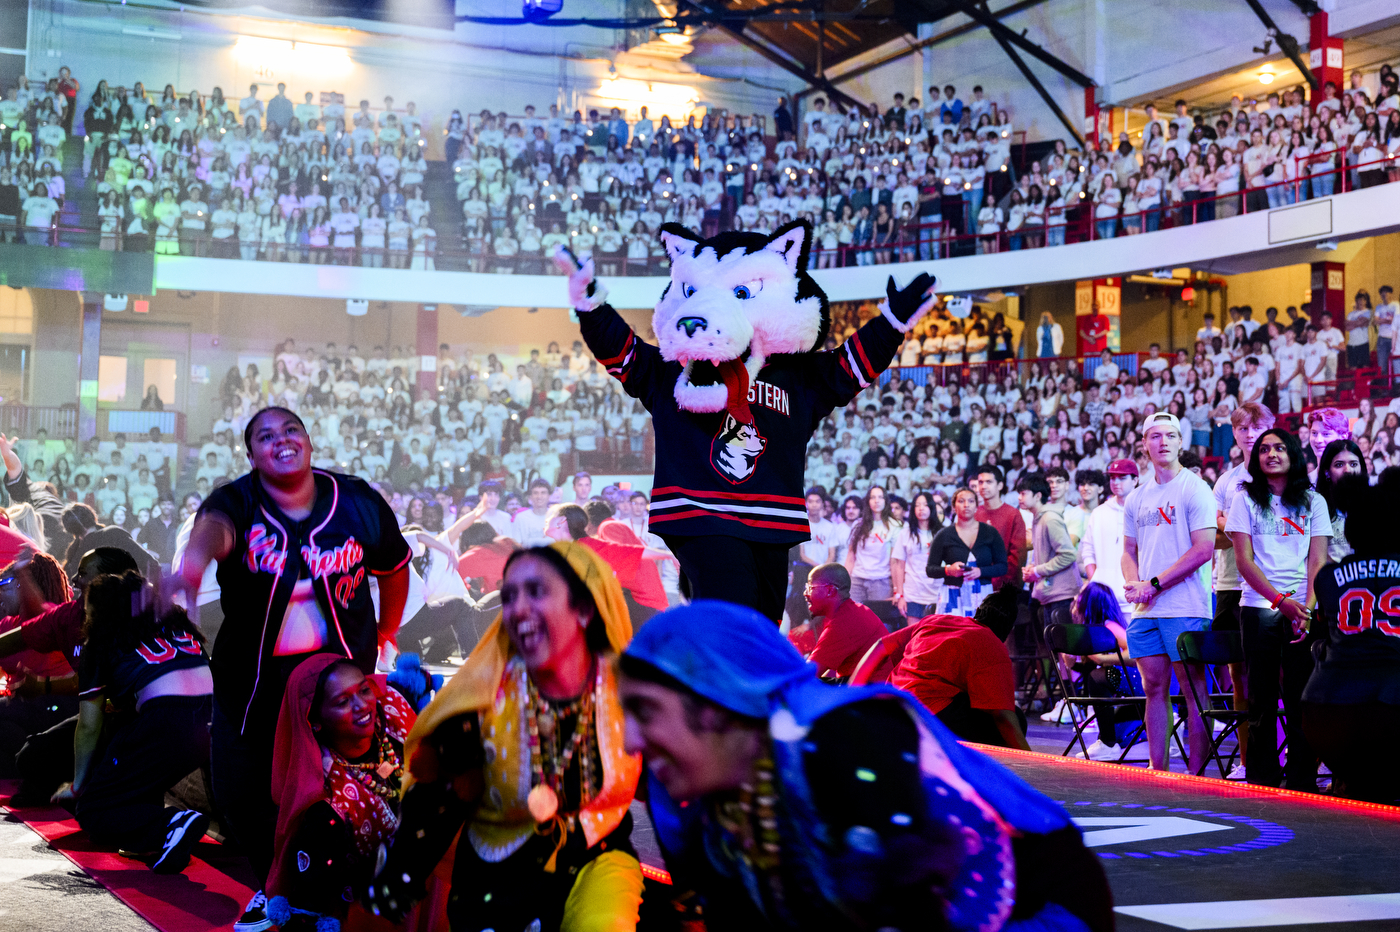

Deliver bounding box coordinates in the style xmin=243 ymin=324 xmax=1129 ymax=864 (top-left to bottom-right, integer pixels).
xmin=891 ymin=491 xmax=943 ymax=624
xmin=1225 ymin=428 xmax=1331 ymax=790
xmin=1315 ymin=438 xmax=1366 ymax=561
xmin=843 ymin=485 xmax=898 ymax=603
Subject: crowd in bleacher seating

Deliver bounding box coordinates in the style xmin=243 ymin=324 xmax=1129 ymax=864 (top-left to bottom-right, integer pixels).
xmin=799 ymin=297 xmax=1400 ymax=520
xmin=4 ymin=66 xmax=1399 ymax=264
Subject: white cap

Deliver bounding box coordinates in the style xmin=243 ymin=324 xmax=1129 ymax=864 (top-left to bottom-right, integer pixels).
xmin=1141 ymin=411 xmax=1182 ymax=437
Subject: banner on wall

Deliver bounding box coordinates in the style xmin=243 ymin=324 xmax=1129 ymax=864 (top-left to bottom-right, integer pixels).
xmin=1076 ymin=278 xmax=1121 ymax=353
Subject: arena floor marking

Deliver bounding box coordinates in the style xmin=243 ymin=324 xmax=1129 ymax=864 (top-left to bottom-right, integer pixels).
xmin=977 ymin=746 xmax=1400 ymax=932
xmin=1115 ymin=893 xmax=1400 ymax=929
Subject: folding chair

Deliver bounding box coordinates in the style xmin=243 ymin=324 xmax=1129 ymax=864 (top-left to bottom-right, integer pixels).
xmin=1012 ymin=608 xmax=1060 ymax=713
xmin=1175 ymin=630 xmax=1249 ymax=778
xmin=1043 ymin=624 xmax=1148 ymax=762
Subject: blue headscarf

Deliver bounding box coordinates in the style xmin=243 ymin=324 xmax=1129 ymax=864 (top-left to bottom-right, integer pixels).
xmin=624 ymin=600 xmax=813 ymax=719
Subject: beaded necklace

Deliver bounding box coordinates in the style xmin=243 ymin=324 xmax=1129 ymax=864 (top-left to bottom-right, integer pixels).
xmin=523 ymin=663 xmax=601 ymax=824
xmin=335 ymin=718 xmax=403 ymax=803
xmin=715 ymin=752 xmax=785 ymax=914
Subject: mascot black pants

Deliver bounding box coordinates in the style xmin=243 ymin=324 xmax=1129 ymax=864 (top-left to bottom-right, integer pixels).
xmin=660 ymin=534 xmax=791 ymax=622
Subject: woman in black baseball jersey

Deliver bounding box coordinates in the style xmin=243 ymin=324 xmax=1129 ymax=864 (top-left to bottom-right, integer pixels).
xmin=178 ymin=406 xmax=411 ymax=932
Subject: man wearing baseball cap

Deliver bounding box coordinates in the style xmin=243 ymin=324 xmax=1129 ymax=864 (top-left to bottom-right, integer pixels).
xmin=1078 ymin=457 xmax=1138 ymax=617
xmin=1121 ymin=412 xmax=1216 ymax=772
xmin=1211 ymin=401 xmax=1275 ymax=779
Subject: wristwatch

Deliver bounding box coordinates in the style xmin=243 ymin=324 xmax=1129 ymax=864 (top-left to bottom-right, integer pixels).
xmin=1149 ymin=576 xmax=1162 ymax=592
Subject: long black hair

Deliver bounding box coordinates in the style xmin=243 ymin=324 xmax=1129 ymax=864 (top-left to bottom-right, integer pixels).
xmin=907 ymin=491 xmax=942 ymax=547
xmin=1316 ymin=438 xmax=1367 ymax=520
xmin=1243 ymin=428 xmax=1311 ymax=511
xmin=83 ymin=570 xmax=205 ymax=658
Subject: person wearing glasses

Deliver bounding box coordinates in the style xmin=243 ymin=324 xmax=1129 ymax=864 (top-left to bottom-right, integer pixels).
xmin=800 ymin=562 xmax=887 ymax=681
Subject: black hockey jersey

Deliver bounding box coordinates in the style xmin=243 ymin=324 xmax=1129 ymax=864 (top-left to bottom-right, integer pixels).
xmin=578 ymin=302 xmax=903 ymax=544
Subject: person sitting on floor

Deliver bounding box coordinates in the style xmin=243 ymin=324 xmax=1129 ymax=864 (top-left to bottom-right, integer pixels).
xmin=0 ymin=552 xmax=78 ymax=778
xmin=61 ymin=570 xmax=213 ymax=875
xmin=800 ymin=561 xmax=888 ymax=680
xmin=617 ymin=599 xmax=1113 ymax=932
xmin=266 ymin=653 xmax=418 ymax=926
xmin=858 ymin=583 xmax=1030 ymax=749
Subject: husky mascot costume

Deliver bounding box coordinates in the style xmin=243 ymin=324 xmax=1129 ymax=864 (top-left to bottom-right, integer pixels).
xmin=553 ymin=220 xmax=936 ymax=621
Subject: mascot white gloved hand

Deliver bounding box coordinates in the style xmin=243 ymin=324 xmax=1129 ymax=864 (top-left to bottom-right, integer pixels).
xmin=553 ymin=221 xmax=936 ymax=620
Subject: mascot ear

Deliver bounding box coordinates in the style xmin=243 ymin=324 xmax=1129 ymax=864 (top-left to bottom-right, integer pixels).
xmin=764 ymin=220 xmax=812 ymax=274
xmin=658 ymin=223 xmax=701 ymax=265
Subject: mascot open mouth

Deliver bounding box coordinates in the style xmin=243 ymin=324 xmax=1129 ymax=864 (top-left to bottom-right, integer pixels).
xmin=676 ymin=349 xmax=762 ymax=422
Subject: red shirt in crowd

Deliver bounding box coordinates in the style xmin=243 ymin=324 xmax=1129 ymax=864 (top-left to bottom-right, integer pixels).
xmin=0 ymin=613 xmax=71 ymax=679
xmin=456 ymin=539 xmax=518 ymax=592
xmin=890 ymin=613 xmax=1016 ymax=715
xmin=18 ymin=598 xmax=87 ymax=673
xmin=787 ymin=622 xmax=818 ymax=657
xmin=975 ymin=502 xmax=1025 ymax=590
xmin=809 ymin=598 xmax=887 ymax=679
xmin=581 ymin=529 xmax=667 ymax=611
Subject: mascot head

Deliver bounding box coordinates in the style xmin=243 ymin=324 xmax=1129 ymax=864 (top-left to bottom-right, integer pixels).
xmin=654 ymin=219 xmax=829 ymax=415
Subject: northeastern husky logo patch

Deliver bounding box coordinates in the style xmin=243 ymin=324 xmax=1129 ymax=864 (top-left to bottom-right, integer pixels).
xmin=711 ymin=414 xmax=767 ymax=484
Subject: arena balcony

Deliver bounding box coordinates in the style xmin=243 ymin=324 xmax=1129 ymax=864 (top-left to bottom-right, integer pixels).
xmin=6 ymin=161 xmax=1399 ymax=309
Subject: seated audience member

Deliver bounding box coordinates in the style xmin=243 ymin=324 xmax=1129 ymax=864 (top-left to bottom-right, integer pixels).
xmin=0 ymin=552 xmax=77 ymax=775
xmin=4 ymin=547 xmax=141 ymax=801
xmin=882 ymin=584 xmax=1030 ymax=748
xmin=1068 ymin=582 xmax=1145 ymax=761
xmin=801 ymin=561 xmax=888 ymax=680
xmin=617 ymin=600 xmax=1113 ymax=932
xmin=267 ymin=654 xmax=417 ymax=925
xmin=63 ymin=571 xmax=213 ymax=875
xmin=392 ymin=526 xmax=476 ymax=662
xmin=1304 ymin=476 xmax=1400 ymax=803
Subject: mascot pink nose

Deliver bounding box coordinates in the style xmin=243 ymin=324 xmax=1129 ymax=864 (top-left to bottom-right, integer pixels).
xmin=677 ymin=317 xmax=709 ymax=338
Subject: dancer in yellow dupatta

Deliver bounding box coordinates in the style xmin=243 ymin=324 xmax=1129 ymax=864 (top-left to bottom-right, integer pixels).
xmin=364 ymin=541 xmax=643 ymax=932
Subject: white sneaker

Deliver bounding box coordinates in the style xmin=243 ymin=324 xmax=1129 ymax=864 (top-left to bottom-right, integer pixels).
xmin=1227 ymin=763 xmax=1247 ymax=780
xmin=1040 ymin=699 xmax=1068 ymax=723
xmin=1076 ymin=739 xmax=1123 ymax=762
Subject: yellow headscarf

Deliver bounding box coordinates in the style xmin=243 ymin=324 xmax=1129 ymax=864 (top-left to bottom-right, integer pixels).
xmin=404 ymin=540 xmax=632 ymax=786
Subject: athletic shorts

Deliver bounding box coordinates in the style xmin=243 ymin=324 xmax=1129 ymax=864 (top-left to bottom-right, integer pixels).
xmin=1127 ymin=615 xmax=1211 ymax=662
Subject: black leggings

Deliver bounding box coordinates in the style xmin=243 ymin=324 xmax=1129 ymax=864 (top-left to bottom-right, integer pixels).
xmin=76 ymin=694 xmax=211 ymax=852
xmin=658 ymin=533 xmax=792 ymax=622
xmin=1241 ymin=607 xmax=1317 ymax=789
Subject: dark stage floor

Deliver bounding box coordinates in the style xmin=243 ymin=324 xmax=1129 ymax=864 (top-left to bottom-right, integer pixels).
xmin=983 ymin=747 xmax=1400 ymax=931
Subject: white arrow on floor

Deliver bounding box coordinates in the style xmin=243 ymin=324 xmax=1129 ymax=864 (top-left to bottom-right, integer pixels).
xmin=1116 ymin=893 xmax=1400 ymax=929
xmin=1072 ymin=816 xmax=1234 ymax=847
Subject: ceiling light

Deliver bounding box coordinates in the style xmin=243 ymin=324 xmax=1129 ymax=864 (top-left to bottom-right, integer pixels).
xmin=1258 ymin=71 xmax=1275 ymax=85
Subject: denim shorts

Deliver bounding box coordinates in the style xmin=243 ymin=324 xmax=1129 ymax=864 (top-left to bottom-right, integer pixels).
xmin=904 ymin=601 xmax=933 ymax=619
xmin=1126 ymin=615 xmax=1210 ymax=662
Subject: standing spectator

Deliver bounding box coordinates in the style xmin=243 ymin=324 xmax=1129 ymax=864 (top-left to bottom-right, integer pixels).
xmin=239 ymin=84 xmax=263 ymax=128
xmin=1079 ymin=458 xmax=1138 ymax=617
xmin=1017 ymin=472 xmax=1078 ymax=633
xmin=926 ymin=487 xmax=1007 ymax=618
xmin=265 ymin=83 xmax=293 ymax=131
xmin=1346 ymin=289 xmax=1373 ymax=369
xmin=973 ymin=465 xmax=1024 ymax=590
xmin=787 ymin=487 xmax=838 ymax=625
xmin=20 ymin=183 xmax=58 ymax=245
xmin=1226 ymin=428 xmax=1330 ymax=790
xmin=843 ymin=486 xmax=897 ymax=603
xmin=1378 ymin=285 xmax=1399 ymax=377
xmin=773 ymin=97 xmax=794 ymax=139
xmin=1121 ymin=412 xmax=1215 ymax=772
xmin=891 ymin=490 xmax=942 ymax=624
xmin=137 ymin=497 xmax=180 ymax=567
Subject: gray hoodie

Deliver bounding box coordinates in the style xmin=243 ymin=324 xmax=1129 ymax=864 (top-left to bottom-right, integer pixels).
xmin=1029 ymin=501 xmax=1079 ymax=603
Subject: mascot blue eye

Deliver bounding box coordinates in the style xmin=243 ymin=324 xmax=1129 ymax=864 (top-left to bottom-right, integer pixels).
xmin=733 ymin=280 xmax=763 ymax=300
xmin=682 ymin=283 xmax=696 ymax=298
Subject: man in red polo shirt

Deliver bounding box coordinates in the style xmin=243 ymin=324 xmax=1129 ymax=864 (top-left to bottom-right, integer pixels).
xmin=974 ymin=464 xmax=1025 ymax=590
xmin=802 ymin=562 xmax=888 ymax=680
xmin=891 ymin=586 xmax=1030 ymax=749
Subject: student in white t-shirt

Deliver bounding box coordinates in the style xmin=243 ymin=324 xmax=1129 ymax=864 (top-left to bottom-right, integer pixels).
xmin=1121 ymin=412 xmax=1216 ymax=773
xmin=890 ymin=491 xmax=943 ymax=624
xmin=1274 ymin=328 xmax=1306 ymax=413
xmin=1225 ymin=428 xmax=1330 ymax=789
xmin=1301 ymin=326 xmax=1329 ymax=404
xmin=1378 ymin=285 xmax=1399 ymax=378
xmin=789 ymin=488 xmax=839 ymax=623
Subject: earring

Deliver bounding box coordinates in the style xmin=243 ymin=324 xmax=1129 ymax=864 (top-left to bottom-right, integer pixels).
xmin=579 ymin=614 xmax=589 ymax=629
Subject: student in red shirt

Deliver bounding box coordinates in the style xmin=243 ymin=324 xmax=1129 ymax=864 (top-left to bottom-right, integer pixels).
xmin=802 ymin=562 xmax=888 ymax=680
xmin=455 ymin=521 xmax=518 ymax=594
xmin=973 ymin=464 xmax=1025 ymax=590
xmin=545 ymin=502 xmax=671 ymax=626
xmin=889 ymin=586 xmax=1030 ymax=749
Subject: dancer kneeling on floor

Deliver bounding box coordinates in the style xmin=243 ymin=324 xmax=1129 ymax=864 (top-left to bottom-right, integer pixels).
xmin=365 ymin=541 xmax=643 ymax=932
xmin=60 ymin=570 xmax=213 ymax=874
xmin=619 ymin=599 xmax=1113 ymax=932
xmin=266 ymin=654 xmax=417 ymax=927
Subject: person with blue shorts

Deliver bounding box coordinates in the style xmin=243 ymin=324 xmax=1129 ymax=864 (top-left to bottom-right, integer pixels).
xmin=1121 ymin=412 xmax=1217 ymax=772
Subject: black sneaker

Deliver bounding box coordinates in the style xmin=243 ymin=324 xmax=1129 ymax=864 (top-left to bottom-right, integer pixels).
xmin=151 ymin=809 xmax=210 ymax=875
xmin=233 ymin=891 xmax=274 ymax=932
